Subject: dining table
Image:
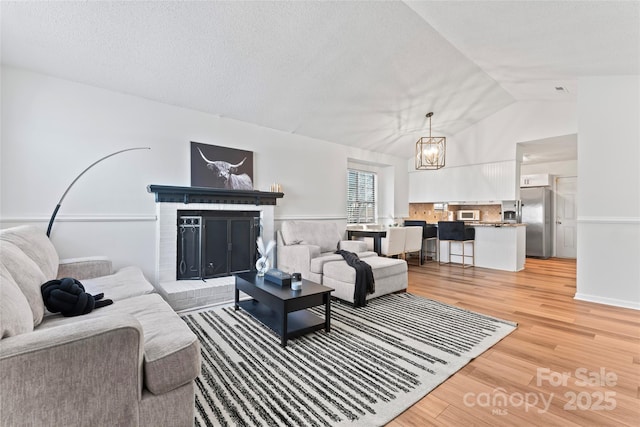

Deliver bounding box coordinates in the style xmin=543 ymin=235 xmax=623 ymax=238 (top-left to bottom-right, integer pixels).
xmin=346 ymin=228 xmax=387 ymax=255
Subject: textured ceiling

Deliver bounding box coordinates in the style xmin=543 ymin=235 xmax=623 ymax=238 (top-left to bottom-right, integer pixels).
xmin=2 ymin=1 xmax=638 ymax=159
xmin=406 ymin=1 xmax=640 ymax=100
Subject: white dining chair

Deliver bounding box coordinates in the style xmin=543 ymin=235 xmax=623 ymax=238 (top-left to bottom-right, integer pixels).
xmin=380 ymin=227 xmax=406 ymax=258
xmin=403 ymin=226 xmax=423 ymax=265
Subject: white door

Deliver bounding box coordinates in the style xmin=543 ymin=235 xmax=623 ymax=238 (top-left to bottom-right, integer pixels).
xmin=555 ymin=177 xmax=577 ymax=258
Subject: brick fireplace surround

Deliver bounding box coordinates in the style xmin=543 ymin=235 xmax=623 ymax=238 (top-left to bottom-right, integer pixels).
xmin=148 ymin=185 xmax=283 ymax=311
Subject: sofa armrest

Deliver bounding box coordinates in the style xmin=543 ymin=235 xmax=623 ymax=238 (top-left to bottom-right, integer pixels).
xmin=338 ymin=240 xmax=367 ymax=253
xmin=0 ymin=316 xmax=144 ymax=426
xmin=58 ymin=256 xmax=113 ymax=280
xmin=276 ymin=244 xmax=320 ymax=279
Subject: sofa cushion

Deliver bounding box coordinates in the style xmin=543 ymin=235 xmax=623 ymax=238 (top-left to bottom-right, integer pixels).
xmin=310 ymin=251 xmax=378 ymax=274
xmin=0 ymin=225 xmax=58 ymax=279
xmin=117 ymin=294 xmax=200 ymax=395
xmin=0 ymin=241 xmax=46 ymax=326
xmin=39 ymin=293 xmax=200 ymax=395
xmin=280 ymin=221 xmax=342 ymax=253
xmin=0 ymin=264 xmax=34 ymax=338
xmin=57 ymin=256 xmax=113 ymax=280
xmin=310 ymin=254 xmax=344 ymax=274
xmin=323 ymin=256 xmax=408 ymax=283
xmin=338 ymin=239 xmax=368 ymax=253
xmin=324 ymin=268 xmax=408 ymax=303
xmin=323 ymin=256 xmax=408 ymax=303
xmin=82 ymin=266 xmax=155 ymax=302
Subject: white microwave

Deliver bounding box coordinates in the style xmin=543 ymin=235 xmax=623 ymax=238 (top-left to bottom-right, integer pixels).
xmin=456 ymin=210 xmax=480 ymax=221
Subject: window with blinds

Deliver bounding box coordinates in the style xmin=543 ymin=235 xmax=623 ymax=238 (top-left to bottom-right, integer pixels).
xmin=347 ymin=169 xmax=376 ymax=224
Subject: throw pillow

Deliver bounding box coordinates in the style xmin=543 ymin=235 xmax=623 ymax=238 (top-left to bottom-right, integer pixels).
xmin=41 ymin=278 xmax=113 ymax=317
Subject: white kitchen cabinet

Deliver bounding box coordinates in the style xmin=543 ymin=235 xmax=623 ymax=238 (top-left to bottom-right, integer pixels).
xmin=409 ymin=160 xmax=517 ymax=202
xmin=520 ymin=173 xmax=552 ymax=187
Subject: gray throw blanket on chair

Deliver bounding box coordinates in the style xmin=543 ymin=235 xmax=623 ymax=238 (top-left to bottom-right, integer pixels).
xmin=335 ymin=250 xmax=375 ymax=307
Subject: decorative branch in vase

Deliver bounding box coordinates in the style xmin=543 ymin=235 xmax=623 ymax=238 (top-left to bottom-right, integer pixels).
xmin=255 ymin=236 xmax=275 ymax=276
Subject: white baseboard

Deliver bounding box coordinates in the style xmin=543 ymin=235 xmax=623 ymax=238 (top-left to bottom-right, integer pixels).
xmin=574 ymin=293 xmax=640 ymax=311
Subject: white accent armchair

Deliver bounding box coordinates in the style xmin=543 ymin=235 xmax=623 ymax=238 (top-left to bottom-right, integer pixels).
xmin=276 ymin=221 xmax=376 ymax=283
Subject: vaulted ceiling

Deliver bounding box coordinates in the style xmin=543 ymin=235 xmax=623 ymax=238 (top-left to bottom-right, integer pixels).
xmin=2 ymin=1 xmax=638 ymax=159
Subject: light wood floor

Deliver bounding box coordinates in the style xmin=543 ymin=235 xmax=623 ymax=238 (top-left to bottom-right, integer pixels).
xmin=388 ymin=257 xmax=640 ymax=426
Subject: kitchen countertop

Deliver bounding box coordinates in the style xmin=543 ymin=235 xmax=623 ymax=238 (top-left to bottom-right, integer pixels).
xmin=348 ymin=222 xmax=527 ymax=229
xmin=467 ymin=222 xmax=526 ymax=227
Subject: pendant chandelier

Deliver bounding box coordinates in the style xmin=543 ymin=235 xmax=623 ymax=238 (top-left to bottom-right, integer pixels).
xmin=415 ymin=112 xmax=446 ymax=170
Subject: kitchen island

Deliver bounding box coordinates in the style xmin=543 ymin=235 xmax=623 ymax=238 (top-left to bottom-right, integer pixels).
xmin=439 ymin=223 xmax=526 ymax=272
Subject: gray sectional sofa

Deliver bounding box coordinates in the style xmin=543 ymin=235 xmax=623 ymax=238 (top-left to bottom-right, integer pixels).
xmin=0 ymin=225 xmax=200 ymax=427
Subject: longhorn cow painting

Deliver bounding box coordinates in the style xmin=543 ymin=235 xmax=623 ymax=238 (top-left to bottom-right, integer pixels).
xmin=190 ymin=142 xmax=254 ymax=190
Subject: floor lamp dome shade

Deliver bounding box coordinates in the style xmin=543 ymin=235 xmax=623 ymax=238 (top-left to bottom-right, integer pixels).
xmin=415 ymin=112 xmax=446 ymax=170
xmin=46 ymin=147 xmax=151 ymax=238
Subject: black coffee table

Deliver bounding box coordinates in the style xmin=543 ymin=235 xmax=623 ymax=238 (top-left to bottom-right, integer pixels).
xmin=234 ymin=272 xmax=333 ymax=347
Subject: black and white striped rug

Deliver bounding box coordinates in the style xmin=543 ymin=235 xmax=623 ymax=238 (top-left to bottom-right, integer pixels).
xmin=182 ymin=293 xmax=516 ymax=426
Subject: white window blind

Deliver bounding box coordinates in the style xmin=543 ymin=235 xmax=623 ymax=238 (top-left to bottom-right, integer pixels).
xmin=347 ymin=169 xmax=376 ymax=224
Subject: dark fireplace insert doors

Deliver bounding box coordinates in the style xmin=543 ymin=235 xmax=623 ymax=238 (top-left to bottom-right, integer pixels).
xmin=177 ymin=210 xmax=260 ymax=280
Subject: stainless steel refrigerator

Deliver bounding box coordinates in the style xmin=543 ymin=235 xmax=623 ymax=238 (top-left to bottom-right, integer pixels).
xmin=521 ymin=187 xmax=552 ymax=258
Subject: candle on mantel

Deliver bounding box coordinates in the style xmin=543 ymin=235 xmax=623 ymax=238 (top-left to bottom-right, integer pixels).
xmin=270 ymin=183 xmax=283 ymax=193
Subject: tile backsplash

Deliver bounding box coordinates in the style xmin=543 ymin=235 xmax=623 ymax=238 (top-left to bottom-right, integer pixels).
xmin=408 ymin=203 xmax=449 ymax=223
xmin=407 ymin=203 xmax=502 ymax=223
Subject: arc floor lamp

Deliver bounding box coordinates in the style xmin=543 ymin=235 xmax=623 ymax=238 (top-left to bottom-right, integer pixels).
xmin=46 ymin=147 xmax=151 ymax=237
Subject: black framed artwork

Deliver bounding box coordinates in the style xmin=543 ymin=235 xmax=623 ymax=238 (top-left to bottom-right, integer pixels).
xmin=190 ymin=141 xmax=254 ymax=190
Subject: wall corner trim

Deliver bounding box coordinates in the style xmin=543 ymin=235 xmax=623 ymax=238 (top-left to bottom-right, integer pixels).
xmin=576 ymin=216 xmax=640 ymax=224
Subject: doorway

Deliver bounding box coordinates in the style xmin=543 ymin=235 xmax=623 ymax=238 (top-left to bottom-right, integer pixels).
xmin=555 ymin=176 xmax=577 ymax=258
xmin=517 ymin=134 xmax=578 ymax=260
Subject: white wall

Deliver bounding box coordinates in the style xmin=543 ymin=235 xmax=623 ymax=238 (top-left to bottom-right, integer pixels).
xmin=521 ymin=160 xmax=577 ymax=177
xmin=448 ymin=100 xmax=577 ymax=168
xmin=0 ymin=66 xmax=408 ymax=281
xmin=409 ymin=100 xmax=577 ymax=202
xmin=576 ymin=76 xmax=640 ymax=310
